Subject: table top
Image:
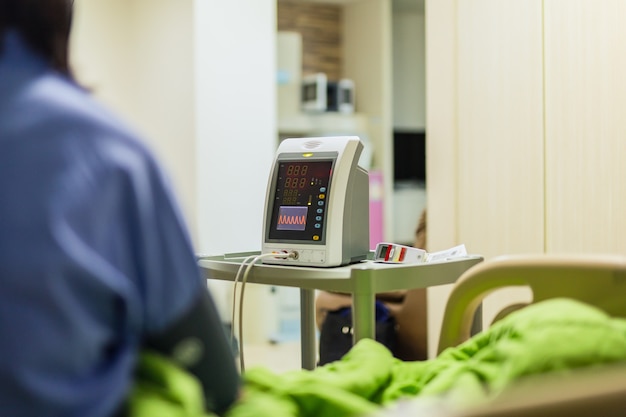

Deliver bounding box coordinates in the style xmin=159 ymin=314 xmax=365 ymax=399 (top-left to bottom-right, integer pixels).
xmin=198 ymin=251 xmax=484 ymax=293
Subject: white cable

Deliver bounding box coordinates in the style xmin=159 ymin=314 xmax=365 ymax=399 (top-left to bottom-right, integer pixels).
xmin=238 ymin=254 xmax=273 ymax=371
xmin=232 ymin=252 xmax=291 ymax=372
xmin=196 ymin=251 xmax=250 ymax=356
xmin=230 ymin=254 xmax=258 ymax=345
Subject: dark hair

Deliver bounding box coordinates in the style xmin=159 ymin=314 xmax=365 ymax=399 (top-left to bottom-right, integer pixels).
xmin=0 ymin=0 xmax=74 ymax=75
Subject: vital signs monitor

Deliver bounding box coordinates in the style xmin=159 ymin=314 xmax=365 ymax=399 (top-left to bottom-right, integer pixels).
xmin=262 ymin=136 xmax=369 ymax=267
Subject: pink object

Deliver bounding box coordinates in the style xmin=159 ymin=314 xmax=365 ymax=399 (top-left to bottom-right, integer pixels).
xmin=368 ymin=170 xmax=384 ymax=250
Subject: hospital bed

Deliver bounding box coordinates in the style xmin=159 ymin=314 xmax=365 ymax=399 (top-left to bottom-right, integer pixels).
xmin=438 ymin=253 xmax=626 ymax=353
xmin=372 ymin=253 xmax=626 ymax=417
xmin=433 ymin=253 xmax=626 ymax=417
xmin=133 ymin=253 xmax=626 ymax=417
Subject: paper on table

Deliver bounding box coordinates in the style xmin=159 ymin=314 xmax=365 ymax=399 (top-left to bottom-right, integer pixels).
xmin=425 ymin=244 xmax=468 ymax=262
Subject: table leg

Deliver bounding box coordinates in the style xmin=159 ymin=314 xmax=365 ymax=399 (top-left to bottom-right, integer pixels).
xmin=352 ymin=271 xmax=376 ymax=343
xmin=300 ymin=288 xmax=316 ymax=370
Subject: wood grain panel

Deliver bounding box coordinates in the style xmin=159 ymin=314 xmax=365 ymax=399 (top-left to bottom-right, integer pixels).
xmin=544 ymin=0 xmax=626 ymax=253
xmin=278 ymin=0 xmax=343 ymax=80
xmin=456 ymin=0 xmax=545 ymax=258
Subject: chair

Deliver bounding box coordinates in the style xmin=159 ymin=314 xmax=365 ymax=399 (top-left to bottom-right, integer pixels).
xmin=437 ymin=253 xmax=626 ymax=354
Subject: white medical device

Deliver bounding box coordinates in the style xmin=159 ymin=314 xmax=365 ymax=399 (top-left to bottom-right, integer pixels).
xmin=262 ymin=136 xmax=369 ymax=267
xmin=301 ymin=73 xmax=355 ymax=114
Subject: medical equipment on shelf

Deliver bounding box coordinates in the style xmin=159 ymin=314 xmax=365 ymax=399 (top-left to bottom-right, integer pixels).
xmin=262 ymin=136 xmax=369 ymax=267
xmin=301 ymin=73 xmax=355 ymax=114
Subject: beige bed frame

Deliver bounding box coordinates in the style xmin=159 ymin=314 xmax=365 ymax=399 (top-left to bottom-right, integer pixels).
xmin=437 ymin=254 xmax=626 ymax=417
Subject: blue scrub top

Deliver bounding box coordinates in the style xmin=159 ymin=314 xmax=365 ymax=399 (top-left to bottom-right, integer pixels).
xmin=0 ymin=32 xmax=204 ymax=416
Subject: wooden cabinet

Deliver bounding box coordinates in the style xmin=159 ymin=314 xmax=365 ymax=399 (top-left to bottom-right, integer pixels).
xmin=544 ymin=0 xmax=626 ymax=253
xmin=426 ymin=0 xmax=626 ymax=356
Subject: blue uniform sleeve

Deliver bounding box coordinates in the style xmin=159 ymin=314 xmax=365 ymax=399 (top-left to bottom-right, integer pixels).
xmin=124 ymin=147 xmax=241 ymax=413
xmin=125 ymin=153 xmax=203 ymax=334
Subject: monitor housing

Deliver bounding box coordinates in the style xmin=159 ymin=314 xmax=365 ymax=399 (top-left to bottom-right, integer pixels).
xmin=262 ymin=136 xmax=369 ymax=267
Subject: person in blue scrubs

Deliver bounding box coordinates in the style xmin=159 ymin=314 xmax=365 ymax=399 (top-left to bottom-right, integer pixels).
xmin=0 ymin=1 xmax=239 ymax=416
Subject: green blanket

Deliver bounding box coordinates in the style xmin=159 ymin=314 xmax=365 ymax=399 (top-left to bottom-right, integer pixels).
xmin=226 ymin=298 xmax=626 ymax=417
xmin=128 ymin=351 xmax=217 ymax=417
xmin=128 ymin=298 xmax=626 ymax=417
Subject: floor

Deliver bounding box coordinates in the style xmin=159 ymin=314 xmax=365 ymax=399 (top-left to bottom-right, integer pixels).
xmin=239 ymin=340 xmax=303 ymax=373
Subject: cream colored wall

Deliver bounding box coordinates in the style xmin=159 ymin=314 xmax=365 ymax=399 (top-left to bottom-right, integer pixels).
xmin=70 ymin=0 xmax=197 ymax=241
xmin=426 ymin=0 xmax=626 ymax=357
xmin=70 ymin=1 xmax=134 ymax=117
xmin=127 ymin=0 xmax=196 ymax=241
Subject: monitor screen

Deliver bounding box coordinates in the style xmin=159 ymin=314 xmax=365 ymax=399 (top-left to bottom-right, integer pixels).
xmin=267 ymin=159 xmax=334 ymax=243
